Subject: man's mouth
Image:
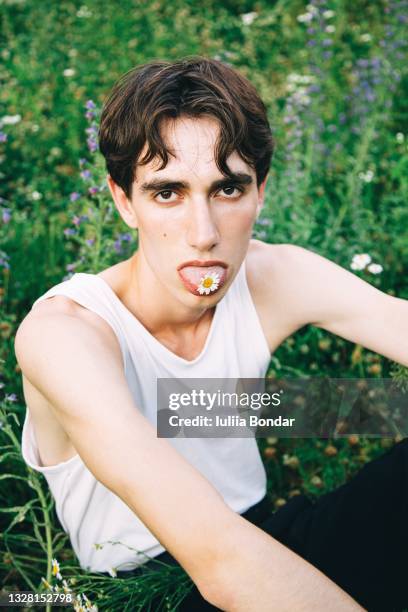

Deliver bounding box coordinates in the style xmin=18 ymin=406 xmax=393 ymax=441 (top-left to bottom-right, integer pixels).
xmin=177 ymin=260 xmax=228 ymax=296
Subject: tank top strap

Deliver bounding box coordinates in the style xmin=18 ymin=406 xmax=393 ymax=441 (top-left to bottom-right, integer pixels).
xmin=31 ymin=273 xmax=128 ymax=372
xmin=223 ymin=257 xmax=271 ymax=373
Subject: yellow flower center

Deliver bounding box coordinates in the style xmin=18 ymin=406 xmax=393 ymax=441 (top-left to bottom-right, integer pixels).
xmin=202 ymin=277 xmax=213 ymax=288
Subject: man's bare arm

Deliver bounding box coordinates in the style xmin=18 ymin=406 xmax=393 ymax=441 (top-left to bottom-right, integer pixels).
xmin=266 ymin=243 xmax=408 ymax=367
xmin=14 ymin=309 xmax=364 ymax=611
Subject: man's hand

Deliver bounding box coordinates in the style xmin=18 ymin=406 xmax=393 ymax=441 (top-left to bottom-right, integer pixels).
xmin=14 ymin=302 xmax=364 ymax=610
xmin=265 ymin=243 xmax=408 ymax=367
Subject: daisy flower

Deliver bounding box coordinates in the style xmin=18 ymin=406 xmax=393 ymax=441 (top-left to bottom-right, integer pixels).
xmin=367 ymin=263 xmax=383 ymax=274
xmin=350 ymin=253 xmax=371 ymax=271
xmin=41 ymin=577 xmax=52 ymax=590
xmin=197 ymin=272 xmax=220 ymax=295
xmin=51 ymin=558 xmax=62 ymax=580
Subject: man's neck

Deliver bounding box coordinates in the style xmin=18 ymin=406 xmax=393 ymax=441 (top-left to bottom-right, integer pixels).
xmin=119 ymin=252 xmax=216 ymax=344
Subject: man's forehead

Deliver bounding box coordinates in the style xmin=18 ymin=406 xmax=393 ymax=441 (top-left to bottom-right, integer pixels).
xmin=134 ymin=115 xmax=255 ymax=185
xmin=137 ymin=154 xmax=252 ymax=185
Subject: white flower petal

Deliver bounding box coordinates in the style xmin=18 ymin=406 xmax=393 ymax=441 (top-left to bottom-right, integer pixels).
xmin=367 ymin=263 xmax=383 ymax=274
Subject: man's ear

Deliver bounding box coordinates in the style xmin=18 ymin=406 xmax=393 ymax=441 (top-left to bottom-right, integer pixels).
xmin=106 ymin=174 xmax=138 ymax=229
xmin=256 ymin=174 xmax=268 ymax=219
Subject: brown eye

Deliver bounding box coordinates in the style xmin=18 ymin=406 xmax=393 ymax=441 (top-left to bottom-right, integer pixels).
xmin=219 ymin=185 xmax=243 ymax=198
xmin=159 ymin=190 xmax=173 ymax=199
xmin=155 ymin=190 xmax=178 ymax=203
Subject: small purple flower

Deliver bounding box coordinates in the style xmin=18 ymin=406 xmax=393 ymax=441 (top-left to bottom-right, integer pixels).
xmin=63 ymin=228 xmax=77 ymax=237
xmin=85 ymin=238 xmax=95 ymax=246
xmin=120 ymin=232 xmax=132 ymax=242
xmin=113 ymin=239 xmax=122 ymax=253
xmin=0 ymin=132 xmax=7 ymax=143
xmin=70 ymin=192 xmax=81 ymax=202
xmin=66 ymin=263 xmax=77 ymax=271
xmin=85 ymin=100 xmax=96 ymax=110
xmin=79 ymin=158 xmax=88 ymax=167
xmin=88 ymin=186 xmax=99 ymax=195
xmin=1 ymin=208 xmax=11 ymax=223
xmin=87 ymin=138 xmax=98 ymax=153
xmin=80 ymin=169 xmax=92 ymax=180
xmin=5 ymin=393 xmax=17 ymax=402
xmin=72 ymin=214 xmax=89 ymax=226
xmin=85 ymin=111 xmax=96 ymax=121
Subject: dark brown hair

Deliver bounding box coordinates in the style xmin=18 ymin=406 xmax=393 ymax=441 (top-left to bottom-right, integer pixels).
xmin=98 ymin=56 xmax=274 ymax=199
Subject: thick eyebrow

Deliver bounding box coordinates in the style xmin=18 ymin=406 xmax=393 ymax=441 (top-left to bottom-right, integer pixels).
xmin=139 ymin=172 xmax=253 ymax=195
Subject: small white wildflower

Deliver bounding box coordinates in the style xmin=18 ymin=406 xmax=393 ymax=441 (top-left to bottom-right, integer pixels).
xmin=297 ymin=12 xmax=314 ymax=23
xmin=1 ymin=114 xmax=22 ymax=125
xmin=367 ymin=263 xmax=383 ymax=274
xmin=350 ymin=253 xmax=372 ymax=271
xmin=396 ymin=132 xmax=404 ymax=143
xmin=241 ymin=12 xmax=257 ymax=25
xmin=358 ymin=170 xmax=374 ymax=183
xmin=63 ymin=68 xmax=76 ymax=77
xmin=323 ymin=10 xmax=335 ymax=18
xmin=41 ymin=577 xmax=52 ymax=590
xmin=51 ymin=557 xmax=62 ymax=580
xmin=287 ymin=73 xmax=315 ymax=85
xmin=360 ymin=33 xmax=372 ymax=42
xmin=305 ymin=4 xmax=318 ymax=14
xmin=68 ymin=48 xmax=78 ymax=57
xmin=31 ymin=124 xmax=39 ymax=132
xmin=108 ymin=567 xmax=117 ymax=578
xmin=77 ymin=5 xmax=92 ymax=18
xmin=32 ymin=191 xmax=42 ymax=200
xmin=292 ymin=88 xmax=311 ymax=106
xmin=325 ymin=25 xmax=336 ymax=33
xmin=62 ymin=579 xmax=72 ymax=593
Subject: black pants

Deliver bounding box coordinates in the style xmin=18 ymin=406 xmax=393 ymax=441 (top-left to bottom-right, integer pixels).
xmin=106 ymin=438 xmax=408 ymax=611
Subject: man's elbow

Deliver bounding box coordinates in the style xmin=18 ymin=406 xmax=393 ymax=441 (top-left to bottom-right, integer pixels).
xmin=196 ymin=569 xmax=232 ymax=611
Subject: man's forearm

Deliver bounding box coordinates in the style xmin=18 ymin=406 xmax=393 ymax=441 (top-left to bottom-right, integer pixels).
xmin=205 ymin=512 xmax=365 ymax=611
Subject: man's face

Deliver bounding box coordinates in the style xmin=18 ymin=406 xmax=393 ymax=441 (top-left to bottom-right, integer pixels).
xmin=109 ymin=115 xmax=267 ymax=309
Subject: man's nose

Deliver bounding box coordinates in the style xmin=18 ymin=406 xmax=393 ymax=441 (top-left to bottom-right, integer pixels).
xmin=186 ymin=200 xmax=220 ymax=252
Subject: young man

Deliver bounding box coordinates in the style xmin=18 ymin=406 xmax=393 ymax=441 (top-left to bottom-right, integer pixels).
xmin=15 ymin=57 xmax=408 ymax=611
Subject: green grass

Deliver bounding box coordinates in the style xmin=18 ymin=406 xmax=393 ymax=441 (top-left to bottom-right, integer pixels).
xmin=0 ymin=0 xmax=407 ymax=609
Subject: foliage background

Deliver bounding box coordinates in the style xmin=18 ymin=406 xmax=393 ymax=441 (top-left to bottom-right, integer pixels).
xmin=0 ymin=0 xmax=407 ymax=609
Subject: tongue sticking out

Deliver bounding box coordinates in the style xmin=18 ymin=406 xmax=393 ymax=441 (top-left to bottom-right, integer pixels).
xmin=178 ymin=265 xmax=227 ymax=295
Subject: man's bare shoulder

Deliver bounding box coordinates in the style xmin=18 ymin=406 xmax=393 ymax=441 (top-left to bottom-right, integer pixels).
xmin=244 ymin=239 xmax=348 ymax=342
xmin=245 ymin=239 xmax=302 ymax=294
xmin=244 ymin=240 xmax=311 ymax=347
xmin=246 ymin=239 xmax=327 ymax=292
xmin=23 ymin=294 xmax=115 ymax=339
xmin=16 ymin=294 xmax=121 ymax=370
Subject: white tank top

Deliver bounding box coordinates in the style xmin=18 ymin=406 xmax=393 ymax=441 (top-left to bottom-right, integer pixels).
xmin=21 ymin=258 xmax=271 ymax=573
